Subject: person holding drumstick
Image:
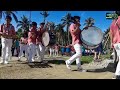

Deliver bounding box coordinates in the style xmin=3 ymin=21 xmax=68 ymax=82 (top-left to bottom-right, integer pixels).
xmin=27 ymin=22 xmax=37 ymax=63
xmin=0 ymin=15 xmax=16 ymax=64
xmin=65 ymin=16 xmax=86 ymax=72
xmin=36 ymin=22 xmax=48 ymax=62
xmin=110 ymin=11 xmax=120 ymax=79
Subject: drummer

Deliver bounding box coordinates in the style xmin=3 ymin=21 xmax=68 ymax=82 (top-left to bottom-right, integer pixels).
xmin=36 ymin=22 xmax=47 ymax=62
xmin=110 ymin=11 xmax=120 ymax=79
xmin=0 ymin=15 xmax=16 ymax=64
xmin=28 ymin=22 xmax=37 ymax=63
xmin=65 ymin=16 xmax=86 ymax=72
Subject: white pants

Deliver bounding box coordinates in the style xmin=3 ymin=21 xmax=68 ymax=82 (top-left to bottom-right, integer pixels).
xmin=36 ymin=43 xmax=45 ymax=61
xmin=49 ymin=48 xmax=55 ymax=56
xmin=36 ymin=45 xmax=39 ymax=57
xmin=1 ymin=37 xmax=12 ymax=62
xmin=114 ymin=43 xmax=120 ymax=75
xmin=18 ymin=44 xmax=28 ymax=59
xmin=55 ymin=49 xmax=59 ymax=56
xmin=28 ymin=43 xmax=36 ymax=62
xmin=67 ymin=44 xmax=82 ymax=68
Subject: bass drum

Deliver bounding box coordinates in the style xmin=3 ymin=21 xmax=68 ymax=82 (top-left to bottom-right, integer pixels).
xmin=42 ymin=31 xmax=56 ymax=47
xmin=81 ymin=26 xmax=103 ymax=49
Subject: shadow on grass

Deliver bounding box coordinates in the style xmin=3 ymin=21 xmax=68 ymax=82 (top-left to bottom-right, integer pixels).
xmin=28 ymin=62 xmax=53 ymax=68
xmin=17 ymin=59 xmax=92 ymax=68
xmin=46 ymin=59 xmax=90 ymax=65
xmin=87 ymin=63 xmax=115 ymax=73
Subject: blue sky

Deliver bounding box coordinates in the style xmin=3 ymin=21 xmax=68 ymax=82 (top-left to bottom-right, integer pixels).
xmin=0 ymin=11 xmax=114 ymax=32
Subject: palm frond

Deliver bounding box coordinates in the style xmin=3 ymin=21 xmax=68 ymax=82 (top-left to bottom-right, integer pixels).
xmin=12 ymin=12 xmax=18 ymax=22
xmin=16 ymin=24 xmax=22 ymax=28
xmin=0 ymin=11 xmax=2 ymax=19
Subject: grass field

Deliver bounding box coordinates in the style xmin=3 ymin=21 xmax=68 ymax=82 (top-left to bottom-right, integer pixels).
xmin=62 ymin=54 xmax=111 ymax=64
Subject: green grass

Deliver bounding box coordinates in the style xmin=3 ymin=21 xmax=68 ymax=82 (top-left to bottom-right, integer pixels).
xmin=101 ymin=54 xmax=111 ymax=59
xmin=46 ymin=54 xmax=111 ymax=65
xmin=62 ymin=54 xmax=111 ymax=65
xmin=62 ymin=55 xmax=93 ymax=64
xmin=81 ymin=55 xmax=93 ymax=64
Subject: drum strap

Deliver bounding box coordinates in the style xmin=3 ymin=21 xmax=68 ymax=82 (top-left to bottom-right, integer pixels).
xmin=116 ymin=23 xmax=120 ymax=30
xmin=39 ymin=28 xmax=45 ymax=46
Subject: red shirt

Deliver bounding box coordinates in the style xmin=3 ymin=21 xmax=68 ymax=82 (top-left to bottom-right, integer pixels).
xmin=36 ymin=27 xmax=45 ymax=44
xmin=20 ymin=37 xmax=28 ymax=44
xmin=0 ymin=24 xmax=16 ymax=36
xmin=28 ymin=27 xmax=37 ymax=44
xmin=69 ymin=23 xmax=82 ymax=45
xmin=110 ymin=16 xmax=120 ymax=46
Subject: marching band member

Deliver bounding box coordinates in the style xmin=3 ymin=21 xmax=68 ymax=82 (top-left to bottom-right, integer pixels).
xmin=0 ymin=16 xmax=16 ymax=64
xmin=27 ymin=22 xmax=37 ymax=63
xmin=36 ymin=22 xmax=47 ymax=62
xmin=110 ymin=11 xmax=120 ymax=79
xmin=18 ymin=32 xmax=28 ymax=61
xmin=65 ymin=16 xmax=86 ymax=72
xmin=48 ymin=27 xmax=56 ymax=57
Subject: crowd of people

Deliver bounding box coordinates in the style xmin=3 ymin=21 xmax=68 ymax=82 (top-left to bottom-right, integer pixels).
xmin=0 ymin=15 xmax=103 ymax=65
xmin=0 ymin=16 xmax=103 ymax=61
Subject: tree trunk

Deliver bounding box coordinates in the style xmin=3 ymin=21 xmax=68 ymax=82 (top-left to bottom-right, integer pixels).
xmin=44 ymin=16 xmax=46 ymax=23
xmin=61 ymin=34 xmax=64 ymax=46
xmin=63 ymin=34 xmax=66 ymax=46
xmin=58 ymin=33 xmax=60 ymax=44
xmin=67 ymin=24 xmax=70 ymax=44
xmin=29 ymin=11 xmax=31 ymax=30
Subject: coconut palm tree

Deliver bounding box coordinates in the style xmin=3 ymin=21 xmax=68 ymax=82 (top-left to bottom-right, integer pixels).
xmin=55 ymin=23 xmax=65 ymax=45
xmin=0 ymin=11 xmax=18 ymax=23
xmin=17 ymin=15 xmax=30 ymax=32
xmin=49 ymin=22 xmax=56 ymax=31
xmin=61 ymin=12 xmax=72 ymax=44
xmin=84 ymin=17 xmax=95 ymax=29
xmin=40 ymin=11 xmax=49 ymax=23
xmin=16 ymin=28 xmax=23 ymax=39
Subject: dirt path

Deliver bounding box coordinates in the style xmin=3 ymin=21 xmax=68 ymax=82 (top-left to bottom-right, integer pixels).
xmin=0 ymin=56 xmax=114 ymax=79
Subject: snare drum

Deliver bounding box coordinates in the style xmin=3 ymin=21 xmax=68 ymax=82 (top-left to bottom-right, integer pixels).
xmin=81 ymin=26 xmax=103 ymax=49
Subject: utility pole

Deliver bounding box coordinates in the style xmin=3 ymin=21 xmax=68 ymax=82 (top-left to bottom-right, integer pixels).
xmin=29 ymin=11 xmax=31 ymax=30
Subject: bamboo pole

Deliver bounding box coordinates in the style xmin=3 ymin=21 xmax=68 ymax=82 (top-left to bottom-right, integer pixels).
xmin=103 ymin=32 xmax=110 ymax=50
xmin=29 ymin=11 xmax=31 ymax=30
